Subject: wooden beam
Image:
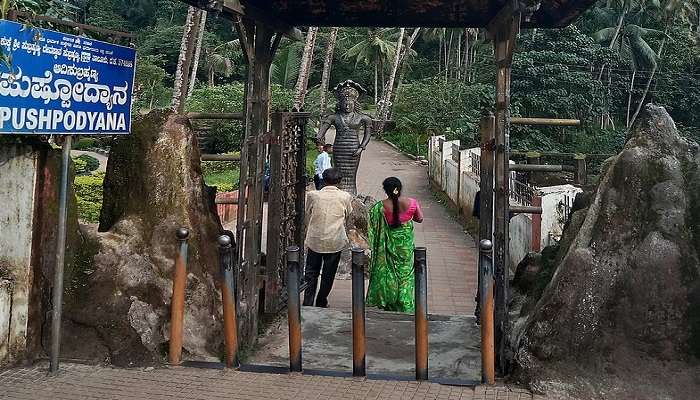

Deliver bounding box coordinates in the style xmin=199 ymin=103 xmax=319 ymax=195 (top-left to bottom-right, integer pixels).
xmin=201 ymin=154 xmax=241 ymax=162
xmin=188 ymin=112 xmax=245 ymax=120
xmin=509 ymin=205 xmax=543 ymax=214
xmin=510 ymin=117 xmax=580 ymax=126
xmin=181 ymin=0 xmax=303 ymax=41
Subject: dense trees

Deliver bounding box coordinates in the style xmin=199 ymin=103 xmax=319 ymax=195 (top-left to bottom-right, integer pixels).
xmin=6 ymin=0 xmax=700 ymax=154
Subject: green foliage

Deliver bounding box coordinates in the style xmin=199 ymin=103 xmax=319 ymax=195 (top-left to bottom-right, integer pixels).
xmin=79 ymin=154 xmax=100 ymax=172
xmin=393 ymin=78 xmax=493 ymax=147
xmin=186 ymin=83 xmax=294 ymax=154
xmin=383 ymin=131 xmax=429 ymax=158
xmin=203 ymin=168 xmax=239 ymax=192
xmin=74 ymin=138 xmax=98 ymax=150
xmin=74 ymin=173 xmax=104 ymax=223
xmin=134 ymin=55 xmax=171 ymax=111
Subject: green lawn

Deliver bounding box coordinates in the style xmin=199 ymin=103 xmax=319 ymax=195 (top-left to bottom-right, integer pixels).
xmin=204 ymin=168 xmax=240 ymax=192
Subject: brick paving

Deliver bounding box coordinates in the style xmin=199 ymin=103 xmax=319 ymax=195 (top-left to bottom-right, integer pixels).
xmin=329 ymin=140 xmax=478 ymax=315
xmin=0 ymin=362 xmax=543 ymax=400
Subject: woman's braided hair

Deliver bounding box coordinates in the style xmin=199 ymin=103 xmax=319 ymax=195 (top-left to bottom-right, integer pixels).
xmin=382 ymin=177 xmax=403 ymax=229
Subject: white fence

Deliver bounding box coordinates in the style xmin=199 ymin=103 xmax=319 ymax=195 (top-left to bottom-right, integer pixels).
xmin=428 ymin=136 xmax=581 ymax=270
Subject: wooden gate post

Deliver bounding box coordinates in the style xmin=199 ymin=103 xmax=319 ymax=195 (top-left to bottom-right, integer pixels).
xmin=234 ymin=19 xmax=283 ymax=343
xmin=489 ymin=8 xmax=521 ymax=375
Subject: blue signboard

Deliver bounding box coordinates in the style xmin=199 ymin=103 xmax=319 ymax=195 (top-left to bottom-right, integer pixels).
xmin=0 ymin=20 xmax=136 ymax=135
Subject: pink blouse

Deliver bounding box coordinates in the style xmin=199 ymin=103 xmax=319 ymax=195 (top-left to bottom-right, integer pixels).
xmin=384 ymin=198 xmax=423 ymax=225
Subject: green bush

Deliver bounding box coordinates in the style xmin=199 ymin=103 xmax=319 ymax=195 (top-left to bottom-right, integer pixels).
xmin=204 ymin=168 xmax=240 ymax=192
xmin=74 ymin=173 xmax=104 ymax=223
xmin=73 ymin=157 xmax=88 ymax=175
xmin=74 ymin=138 xmax=98 ymax=150
xmin=75 ymin=155 xmax=100 ymax=174
xmin=392 ymin=78 xmax=493 ymax=148
xmin=187 ymin=83 xmax=295 ymax=154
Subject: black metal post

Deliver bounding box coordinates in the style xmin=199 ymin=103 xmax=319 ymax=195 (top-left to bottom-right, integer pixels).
xmin=414 ymin=247 xmax=428 ymax=381
xmin=219 ymin=235 xmax=239 ymax=368
xmin=351 ymin=248 xmax=366 ymax=377
xmin=50 ymin=135 xmax=72 ymax=374
xmin=287 ymin=246 xmax=302 ymax=372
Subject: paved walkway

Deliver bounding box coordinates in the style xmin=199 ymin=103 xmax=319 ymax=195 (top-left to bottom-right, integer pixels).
xmin=329 ymin=140 xmax=478 ymax=315
xmin=0 ymin=362 xmax=542 ymax=400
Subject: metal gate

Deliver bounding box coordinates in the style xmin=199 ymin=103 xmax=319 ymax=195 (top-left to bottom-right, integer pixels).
xmin=264 ymin=111 xmax=310 ymax=313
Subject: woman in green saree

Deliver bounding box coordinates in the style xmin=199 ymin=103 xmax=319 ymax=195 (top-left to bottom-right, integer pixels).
xmin=366 ymin=177 xmax=424 ymax=312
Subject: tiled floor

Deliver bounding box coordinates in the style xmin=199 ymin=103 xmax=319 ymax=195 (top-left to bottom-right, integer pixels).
xmin=0 ymin=362 xmax=543 ymax=400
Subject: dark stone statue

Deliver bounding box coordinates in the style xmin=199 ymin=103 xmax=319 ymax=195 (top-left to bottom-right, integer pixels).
xmin=317 ymin=80 xmax=372 ymax=195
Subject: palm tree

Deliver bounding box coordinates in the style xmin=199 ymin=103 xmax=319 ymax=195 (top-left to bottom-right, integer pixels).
xmin=319 ymin=27 xmax=339 ymax=118
xmin=629 ymin=0 xmax=691 ymax=127
xmin=345 ymin=28 xmax=397 ymax=104
xmin=293 ymin=27 xmax=318 ymax=110
xmin=187 ymin=10 xmax=207 ymax=97
xmin=203 ymin=40 xmax=238 ymax=87
xmin=594 ymin=22 xmax=663 ymax=126
xmin=271 ymin=43 xmax=301 ymax=89
xmin=172 ymin=6 xmax=199 ymax=113
xmin=378 ymin=28 xmax=420 ymax=122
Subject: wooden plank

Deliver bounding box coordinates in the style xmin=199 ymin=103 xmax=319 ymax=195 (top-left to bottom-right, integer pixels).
xmin=201 ymin=154 xmax=241 ymax=162
xmin=491 ymin=9 xmax=520 ymax=376
xmin=188 ymin=112 xmax=245 ymax=120
xmin=510 ymin=117 xmax=580 ymax=126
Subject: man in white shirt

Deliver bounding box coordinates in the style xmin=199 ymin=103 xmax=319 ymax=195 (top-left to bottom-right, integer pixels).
xmin=303 ymin=168 xmax=353 ymax=307
xmin=313 ymin=143 xmax=333 ymax=190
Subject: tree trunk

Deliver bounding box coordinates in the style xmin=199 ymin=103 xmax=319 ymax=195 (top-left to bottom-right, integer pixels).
xmin=171 ymin=6 xmax=199 ymax=113
xmin=187 ymin=10 xmax=207 ymax=98
xmin=438 ymin=34 xmax=443 ymax=76
xmin=319 ymin=27 xmax=339 ymax=119
xmin=379 ymin=28 xmax=405 ymax=122
xmin=626 ymin=69 xmax=637 ymax=128
xmin=374 ymin=61 xmax=378 ymax=105
xmin=628 ymin=26 xmax=669 ymax=129
xmin=446 ymin=30 xmax=453 ymax=80
xmin=597 ymin=10 xmax=627 ymax=81
xmin=456 ymin=30 xmax=462 ymax=81
xmin=293 ymin=27 xmax=318 ymax=110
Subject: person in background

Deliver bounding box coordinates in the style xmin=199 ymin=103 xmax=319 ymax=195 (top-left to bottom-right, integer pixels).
xmin=313 ymin=143 xmax=333 ymax=190
xmin=366 ymin=177 xmax=423 ymax=312
xmin=303 ymin=168 xmax=353 ymax=308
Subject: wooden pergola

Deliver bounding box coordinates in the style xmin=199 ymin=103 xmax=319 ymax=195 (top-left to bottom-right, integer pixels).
xmin=181 ymin=0 xmax=596 ymax=380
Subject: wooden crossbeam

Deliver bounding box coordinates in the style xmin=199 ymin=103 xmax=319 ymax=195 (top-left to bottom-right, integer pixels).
xmin=510 ymin=117 xmax=580 ymax=126
xmin=180 ymin=0 xmax=303 ymax=41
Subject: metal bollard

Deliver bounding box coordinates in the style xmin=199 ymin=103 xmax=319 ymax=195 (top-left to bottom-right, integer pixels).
xmin=169 ymin=227 xmax=190 ymax=365
xmin=479 ymin=239 xmax=495 ymax=385
xmin=414 ymin=247 xmax=428 ymax=381
xmin=351 ymin=248 xmax=367 ymax=377
xmin=219 ymin=234 xmax=240 ymax=368
xmin=287 ymin=246 xmax=302 ymax=372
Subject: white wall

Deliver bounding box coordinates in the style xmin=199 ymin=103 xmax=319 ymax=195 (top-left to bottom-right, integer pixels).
xmin=427 ymin=137 xmax=584 ymax=271
xmin=0 ymin=145 xmax=38 ymax=365
xmin=0 ymin=280 xmax=11 ymax=362
xmin=444 ymin=159 xmax=460 ymax=205
xmin=540 ymin=185 xmax=582 ymax=248
xmin=509 ymin=214 xmax=532 ymax=270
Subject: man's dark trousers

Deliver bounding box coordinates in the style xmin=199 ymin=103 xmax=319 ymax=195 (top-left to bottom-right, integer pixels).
xmin=303 ymin=249 xmax=341 ymax=307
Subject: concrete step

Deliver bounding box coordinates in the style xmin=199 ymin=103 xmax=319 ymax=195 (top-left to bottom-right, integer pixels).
xmin=250 ymin=306 xmax=481 ymax=383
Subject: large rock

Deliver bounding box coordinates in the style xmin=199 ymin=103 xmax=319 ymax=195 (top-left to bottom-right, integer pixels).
xmin=63 ymin=110 xmax=224 ymax=366
xmin=512 ymin=105 xmax=700 ymax=399
xmin=336 ymin=195 xmax=374 ymax=279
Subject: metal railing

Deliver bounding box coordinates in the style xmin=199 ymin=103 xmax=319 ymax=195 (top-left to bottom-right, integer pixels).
xmin=470 ymin=152 xmax=481 ymax=178
xmin=558 ymin=194 xmax=574 ymax=225
xmin=509 ymin=176 xmax=536 ymax=206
